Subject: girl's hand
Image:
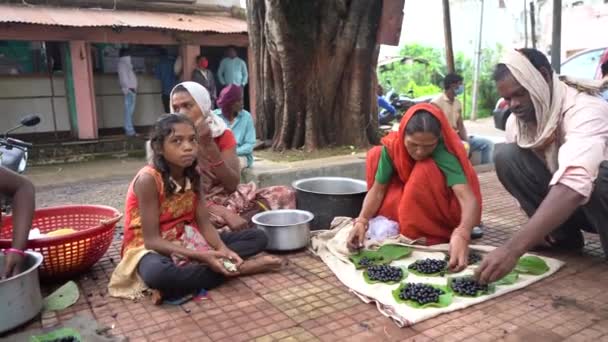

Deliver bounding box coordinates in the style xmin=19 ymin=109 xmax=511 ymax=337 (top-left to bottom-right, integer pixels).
xmin=448 ymin=228 xmax=470 ymax=273
xmin=219 ymin=246 xmax=243 ymax=267
xmin=199 ymin=250 xmax=239 ymax=276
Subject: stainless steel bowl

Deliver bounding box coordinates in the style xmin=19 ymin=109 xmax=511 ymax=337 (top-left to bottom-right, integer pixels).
xmin=252 ymin=209 xmax=314 ymax=251
xmin=292 ymin=177 xmax=367 ymax=230
xmin=0 ymin=251 xmax=44 ymax=333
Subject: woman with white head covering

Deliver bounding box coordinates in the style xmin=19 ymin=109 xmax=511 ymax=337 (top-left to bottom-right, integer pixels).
xmin=169 ymin=82 xmax=296 ymax=233
xmin=170 ymin=81 xmax=241 ymax=193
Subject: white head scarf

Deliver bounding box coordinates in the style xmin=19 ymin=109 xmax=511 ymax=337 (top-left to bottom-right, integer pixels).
xmin=501 ymin=49 xmax=608 ymax=173
xmin=170 ymin=81 xmax=227 ymax=138
xmin=500 ymin=49 xmax=567 ymax=172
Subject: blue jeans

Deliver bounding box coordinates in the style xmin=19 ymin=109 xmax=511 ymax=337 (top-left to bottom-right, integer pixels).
xmin=469 ymin=135 xmax=494 ymax=164
xmin=124 ymin=91 xmax=137 ymax=136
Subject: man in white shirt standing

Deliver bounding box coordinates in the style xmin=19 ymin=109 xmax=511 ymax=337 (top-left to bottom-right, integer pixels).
xmin=217 ymin=46 xmax=248 ymax=88
xmin=432 ymin=73 xmax=494 ymax=164
xmin=117 ymin=48 xmax=138 ymax=137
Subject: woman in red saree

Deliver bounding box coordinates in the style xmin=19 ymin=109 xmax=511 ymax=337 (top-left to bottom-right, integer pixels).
xmin=347 ymin=103 xmax=482 ymax=272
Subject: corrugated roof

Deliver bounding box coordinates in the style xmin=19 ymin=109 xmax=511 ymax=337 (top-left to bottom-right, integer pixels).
xmin=0 ymin=4 xmax=247 ymax=34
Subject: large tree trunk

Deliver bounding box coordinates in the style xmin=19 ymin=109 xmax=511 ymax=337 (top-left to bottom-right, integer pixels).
xmin=247 ymin=0 xmax=383 ymax=151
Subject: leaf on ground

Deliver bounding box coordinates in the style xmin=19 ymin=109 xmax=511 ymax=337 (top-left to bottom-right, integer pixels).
xmin=392 ymin=284 xmax=453 ymax=309
xmin=43 ymin=281 xmax=80 ymax=312
xmin=363 ymin=266 xmax=408 ymax=285
xmin=514 ymin=256 xmax=550 ymax=275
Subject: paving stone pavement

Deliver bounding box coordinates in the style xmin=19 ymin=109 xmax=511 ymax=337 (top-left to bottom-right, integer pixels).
xmin=6 ymin=171 xmax=608 ymax=342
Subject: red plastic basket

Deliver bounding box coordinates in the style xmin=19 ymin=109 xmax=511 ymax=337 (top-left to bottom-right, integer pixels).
xmin=0 ymin=205 xmax=122 ymax=279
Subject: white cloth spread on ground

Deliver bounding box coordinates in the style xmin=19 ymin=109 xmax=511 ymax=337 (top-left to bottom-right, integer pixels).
xmin=310 ymin=217 xmax=565 ymax=327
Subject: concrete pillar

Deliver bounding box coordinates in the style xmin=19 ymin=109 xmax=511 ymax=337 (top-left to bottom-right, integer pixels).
xmin=69 ymin=41 xmax=98 ymax=139
xmin=180 ymin=45 xmax=200 ymax=82
xmin=247 ymin=47 xmax=257 ymax=120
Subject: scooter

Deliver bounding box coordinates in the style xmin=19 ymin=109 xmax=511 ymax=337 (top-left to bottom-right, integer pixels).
xmin=1 ymin=114 xmax=41 ymax=214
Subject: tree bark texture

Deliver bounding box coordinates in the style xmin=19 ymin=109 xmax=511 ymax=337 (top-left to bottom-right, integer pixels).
xmin=247 ymin=0 xmax=382 ymax=151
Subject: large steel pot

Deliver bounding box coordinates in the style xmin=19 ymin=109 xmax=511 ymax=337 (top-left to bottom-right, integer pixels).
xmin=292 ymin=177 xmax=367 ymax=230
xmin=252 ymin=210 xmax=313 ymax=251
xmin=0 ymin=251 xmax=44 ymax=333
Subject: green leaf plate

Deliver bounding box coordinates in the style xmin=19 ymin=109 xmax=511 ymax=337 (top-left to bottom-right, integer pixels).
xmin=493 ymin=271 xmax=519 ymax=286
xmin=350 ymin=244 xmax=412 ymax=269
xmin=447 ymin=276 xmax=496 ymax=297
xmin=515 ymin=256 xmax=550 ymax=275
xmin=392 ymin=283 xmax=454 ymax=309
xmin=363 ymin=266 xmax=408 ymax=285
xmin=407 ymin=259 xmax=448 ymax=277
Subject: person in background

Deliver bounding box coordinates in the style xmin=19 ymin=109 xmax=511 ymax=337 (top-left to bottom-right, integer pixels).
xmin=432 ymin=73 xmax=489 ymax=239
xmin=377 ymin=85 xmax=398 ymax=125
xmin=600 ymin=61 xmax=608 ymax=101
xmin=214 ymin=85 xmax=256 ymax=170
xmin=217 ymin=46 xmax=248 ymax=88
xmin=117 ymin=48 xmax=139 ymax=137
xmin=0 ymin=167 xmax=35 ymax=279
xmin=475 ymin=48 xmax=608 ymax=284
xmin=192 ymin=55 xmax=218 ymax=107
xmin=432 ymin=73 xmax=494 ymax=165
xmin=154 ymin=48 xmax=177 ymax=113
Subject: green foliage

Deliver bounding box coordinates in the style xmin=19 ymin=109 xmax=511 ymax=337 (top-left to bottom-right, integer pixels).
xmin=378 ymin=43 xmax=504 ymax=119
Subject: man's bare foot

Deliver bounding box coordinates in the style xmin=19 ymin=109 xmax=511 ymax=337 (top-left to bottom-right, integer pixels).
xmin=238 ymin=255 xmax=287 ymax=275
xmin=151 ymin=289 xmax=163 ymax=305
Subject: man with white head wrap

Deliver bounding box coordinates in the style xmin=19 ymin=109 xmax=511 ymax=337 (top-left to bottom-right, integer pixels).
xmin=475 ymin=48 xmax=608 ymax=284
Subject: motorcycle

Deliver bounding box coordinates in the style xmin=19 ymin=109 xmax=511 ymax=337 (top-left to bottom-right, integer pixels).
xmin=1 ymin=114 xmax=41 ymax=214
xmin=379 ymin=82 xmax=438 ymax=126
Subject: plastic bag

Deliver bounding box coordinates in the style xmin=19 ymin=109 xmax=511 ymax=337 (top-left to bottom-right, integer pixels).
xmin=366 ymin=216 xmax=399 ymax=241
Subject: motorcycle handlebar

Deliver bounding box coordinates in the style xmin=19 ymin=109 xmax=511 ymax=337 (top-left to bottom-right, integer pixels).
xmin=0 ymin=138 xmax=33 ymax=149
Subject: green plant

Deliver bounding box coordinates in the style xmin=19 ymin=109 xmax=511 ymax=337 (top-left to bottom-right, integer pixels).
xmin=378 ymin=43 xmax=504 ymax=120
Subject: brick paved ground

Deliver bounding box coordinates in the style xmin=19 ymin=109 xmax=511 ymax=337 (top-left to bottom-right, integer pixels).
xmin=6 ymin=171 xmax=608 ymax=342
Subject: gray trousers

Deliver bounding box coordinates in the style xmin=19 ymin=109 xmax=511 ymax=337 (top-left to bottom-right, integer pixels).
xmin=495 ymin=143 xmax=608 ymax=255
xmin=138 ymin=229 xmax=268 ymax=299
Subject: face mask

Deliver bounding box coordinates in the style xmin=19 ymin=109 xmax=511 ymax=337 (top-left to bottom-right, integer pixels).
xmin=455 ymin=84 xmax=464 ymax=96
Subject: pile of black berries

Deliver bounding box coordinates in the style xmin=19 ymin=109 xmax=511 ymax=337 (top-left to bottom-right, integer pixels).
xmin=366 ymin=265 xmax=403 ymax=282
xmin=358 ymin=256 xmax=384 ymax=267
xmin=450 ymin=277 xmax=489 ymax=296
xmin=444 ymin=252 xmax=483 ymax=266
xmin=408 ymin=258 xmax=447 ymax=274
xmin=398 ymin=283 xmax=445 ymax=305
xmin=467 ymin=252 xmax=482 ymax=265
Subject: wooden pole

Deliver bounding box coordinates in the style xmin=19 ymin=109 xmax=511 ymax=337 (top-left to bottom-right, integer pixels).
xmin=471 ymin=0 xmax=484 ymax=121
xmin=530 ymin=1 xmax=537 ymax=49
xmin=551 ymin=0 xmax=562 ymax=73
xmin=443 ymin=0 xmax=455 ymax=73
xmin=523 ymin=0 xmax=528 ymax=47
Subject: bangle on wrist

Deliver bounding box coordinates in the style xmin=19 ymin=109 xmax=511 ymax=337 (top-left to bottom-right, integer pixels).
xmin=3 ymin=248 xmax=26 ymax=257
xmin=354 ymin=217 xmax=369 ymax=225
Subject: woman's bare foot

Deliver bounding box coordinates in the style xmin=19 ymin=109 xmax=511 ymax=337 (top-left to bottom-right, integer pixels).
xmin=238 ymin=255 xmax=287 ymax=275
xmin=151 ymin=289 xmax=163 ymax=305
